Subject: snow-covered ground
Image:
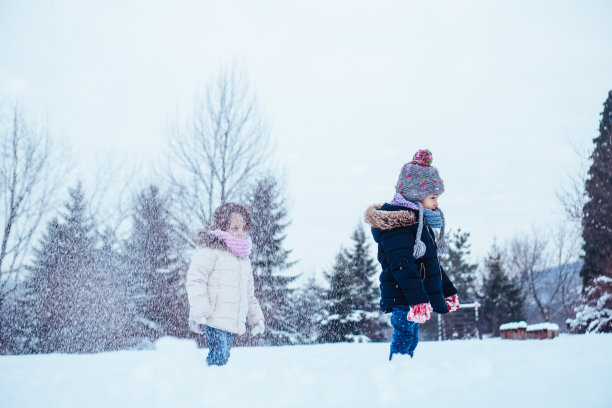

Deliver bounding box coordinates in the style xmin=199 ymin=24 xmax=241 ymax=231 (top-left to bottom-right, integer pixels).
xmin=1 ymin=334 xmax=611 ymax=408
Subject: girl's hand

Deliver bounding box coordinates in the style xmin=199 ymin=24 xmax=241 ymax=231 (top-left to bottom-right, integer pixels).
xmin=407 ymin=303 xmax=433 ymax=323
xmin=251 ymin=320 xmax=265 ymax=336
xmin=188 ymin=317 xmax=207 ymax=334
xmin=445 ymin=294 xmax=460 ymax=312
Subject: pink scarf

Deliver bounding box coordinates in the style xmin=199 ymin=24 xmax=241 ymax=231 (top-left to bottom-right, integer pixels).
xmin=212 ymin=230 xmax=252 ymax=259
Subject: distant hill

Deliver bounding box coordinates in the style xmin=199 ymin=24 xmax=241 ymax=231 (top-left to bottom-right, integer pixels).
xmin=523 ymin=261 xmax=583 ymax=331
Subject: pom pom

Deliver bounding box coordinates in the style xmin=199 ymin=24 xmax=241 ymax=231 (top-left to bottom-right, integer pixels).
xmin=411 ymin=149 xmax=433 ymax=167
xmin=437 ymin=238 xmax=448 ymax=255
xmin=413 ymin=239 xmax=426 ymax=258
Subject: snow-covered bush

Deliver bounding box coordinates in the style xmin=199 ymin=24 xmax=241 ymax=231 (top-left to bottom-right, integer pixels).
xmin=567 ymin=276 xmax=612 ymax=333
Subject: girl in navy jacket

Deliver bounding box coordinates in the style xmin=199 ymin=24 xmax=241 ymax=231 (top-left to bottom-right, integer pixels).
xmin=365 ymin=149 xmax=459 ymax=359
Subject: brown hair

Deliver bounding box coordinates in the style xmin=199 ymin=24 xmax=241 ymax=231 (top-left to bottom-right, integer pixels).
xmin=211 ymin=202 xmax=253 ymax=233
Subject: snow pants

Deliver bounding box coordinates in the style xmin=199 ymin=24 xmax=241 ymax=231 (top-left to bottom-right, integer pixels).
xmin=205 ymin=326 xmax=235 ymax=366
xmin=389 ymin=305 xmax=420 ymax=360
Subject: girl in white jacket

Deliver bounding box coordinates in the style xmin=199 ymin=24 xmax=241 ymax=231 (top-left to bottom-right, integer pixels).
xmin=186 ymin=203 xmax=265 ymax=366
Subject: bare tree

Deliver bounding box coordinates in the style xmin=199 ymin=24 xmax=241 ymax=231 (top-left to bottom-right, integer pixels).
xmin=1 ymin=104 xmax=65 ymax=293
xmin=557 ymin=173 xmax=587 ymax=224
xmin=551 ymin=226 xmax=582 ymax=318
xmin=556 ymin=142 xmax=589 ymax=231
xmin=507 ymin=226 xmax=581 ymax=323
xmin=508 ymin=231 xmax=548 ymax=317
xmin=1 ymin=103 xmax=67 ymax=352
xmin=88 ymin=154 xmax=139 ymax=239
xmin=167 ymin=66 xmax=272 ymax=243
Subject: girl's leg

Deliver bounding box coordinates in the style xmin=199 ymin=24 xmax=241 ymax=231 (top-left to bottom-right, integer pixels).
xmin=217 ymin=329 xmax=235 ymax=365
xmin=205 ymin=326 xmax=221 ymax=365
xmin=407 ymin=320 xmax=420 ymax=356
xmin=205 ymin=326 xmax=235 ymax=366
xmin=389 ymin=306 xmax=420 ymax=360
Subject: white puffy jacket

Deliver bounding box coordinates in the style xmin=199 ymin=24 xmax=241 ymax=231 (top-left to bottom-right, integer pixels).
xmin=186 ymin=242 xmax=264 ymax=335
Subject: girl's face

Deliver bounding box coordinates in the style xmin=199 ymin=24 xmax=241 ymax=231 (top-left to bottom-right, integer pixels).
xmin=421 ymin=194 xmax=440 ymax=210
xmin=227 ymin=212 xmax=247 ymax=239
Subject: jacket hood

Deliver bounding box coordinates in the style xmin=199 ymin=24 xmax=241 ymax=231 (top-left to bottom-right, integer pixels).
xmin=364 ymin=204 xmax=418 ymax=242
xmin=364 ymin=204 xmax=418 ymax=230
xmin=194 ymin=229 xmax=230 ymax=252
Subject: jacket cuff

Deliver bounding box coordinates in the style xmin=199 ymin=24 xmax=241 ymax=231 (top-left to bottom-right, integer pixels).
xmin=402 ymin=287 xmax=430 ymax=306
xmin=442 ymin=284 xmax=458 ymax=298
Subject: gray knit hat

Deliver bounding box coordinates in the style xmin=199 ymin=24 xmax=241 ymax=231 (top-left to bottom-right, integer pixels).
xmin=394 ymin=149 xmax=448 ymax=258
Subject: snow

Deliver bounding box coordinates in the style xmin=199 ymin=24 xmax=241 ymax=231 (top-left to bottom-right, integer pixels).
xmin=499 ymin=321 xmax=560 ymax=332
xmin=500 ymin=321 xmax=528 ymax=330
xmin=567 ymin=275 xmax=612 ymax=334
xmin=526 ymin=323 xmax=560 ymax=332
xmin=1 ymin=334 xmax=611 ymax=408
xmin=457 ymin=302 xmax=480 ymax=309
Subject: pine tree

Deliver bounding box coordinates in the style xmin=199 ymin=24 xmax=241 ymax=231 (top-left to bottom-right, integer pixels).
xmin=319 ymin=224 xmax=386 ymax=343
xmin=581 ymin=90 xmax=612 ymax=285
xmin=478 ymin=243 xmax=525 ymax=336
xmin=24 ymin=183 xmax=120 ymax=353
xmin=346 ymin=224 xmax=386 ymax=342
xmin=439 ymin=229 xmax=478 ymax=302
xmin=23 ymin=218 xmax=64 ymax=353
xmin=124 ymin=185 xmax=188 ymax=343
xmin=290 ymin=276 xmax=326 ymax=344
xmin=319 ymin=251 xmax=355 ymax=343
xmin=568 ymin=275 xmax=612 ymax=333
xmin=0 ymin=284 xmax=28 ymax=354
xmin=96 ymin=229 xmax=135 ymax=350
xmin=242 ymin=176 xmax=298 ymax=346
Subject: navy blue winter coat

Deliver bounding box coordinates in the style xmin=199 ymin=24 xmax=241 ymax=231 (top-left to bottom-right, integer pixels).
xmin=364 ymin=203 xmax=457 ymax=314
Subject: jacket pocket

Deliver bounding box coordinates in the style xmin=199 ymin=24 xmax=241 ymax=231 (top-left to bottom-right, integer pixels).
xmin=419 ymin=262 xmax=426 ymax=281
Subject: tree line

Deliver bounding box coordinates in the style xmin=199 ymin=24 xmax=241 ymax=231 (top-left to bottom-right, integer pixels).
xmin=313 ymin=90 xmax=612 ymax=340
xmin=1 ymin=71 xmax=610 ymax=354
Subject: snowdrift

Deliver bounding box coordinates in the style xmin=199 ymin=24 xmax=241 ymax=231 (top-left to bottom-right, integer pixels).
xmin=1 ymin=334 xmax=611 ymax=408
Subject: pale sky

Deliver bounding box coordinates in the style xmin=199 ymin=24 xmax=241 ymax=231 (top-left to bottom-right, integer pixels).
xmin=1 ymin=0 xmax=611 ymax=280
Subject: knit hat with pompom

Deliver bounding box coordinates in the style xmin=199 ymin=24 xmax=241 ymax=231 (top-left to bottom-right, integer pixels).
xmin=394 ymin=149 xmax=448 ymax=258
xmin=395 ymin=149 xmax=445 ymax=202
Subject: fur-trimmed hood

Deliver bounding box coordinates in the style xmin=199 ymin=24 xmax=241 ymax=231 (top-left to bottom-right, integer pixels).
xmin=364 ymin=204 xmax=417 ymax=231
xmin=194 ymin=229 xmax=230 ymax=252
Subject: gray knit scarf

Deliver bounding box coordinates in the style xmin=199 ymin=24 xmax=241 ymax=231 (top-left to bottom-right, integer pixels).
xmin=391 ymin=193 xmax=448 ymax=258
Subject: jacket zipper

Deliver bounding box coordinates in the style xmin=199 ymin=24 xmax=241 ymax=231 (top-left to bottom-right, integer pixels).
xmin=214 ymin=286 xmax=220 ymax=311
xmin=425 ymin=226 xmax=443 ymax=281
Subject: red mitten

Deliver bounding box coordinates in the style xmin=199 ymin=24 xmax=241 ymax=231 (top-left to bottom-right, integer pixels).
xmin=407 ymin=303 xmax=433 ymax=323
xmin=445 ymin=294 xmax=460 ymax=312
